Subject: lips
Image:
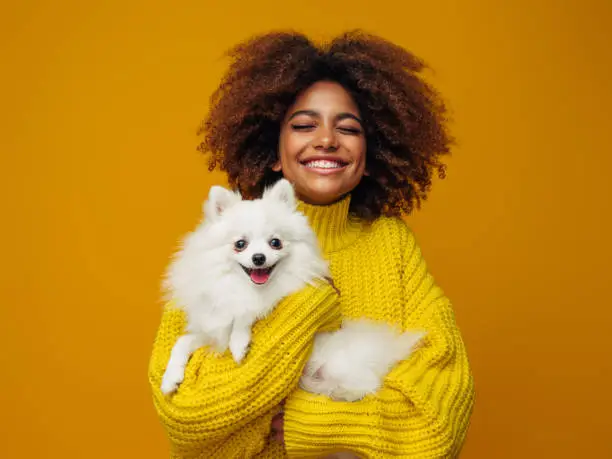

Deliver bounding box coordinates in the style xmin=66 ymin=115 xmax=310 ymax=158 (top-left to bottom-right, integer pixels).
xmin=241 ymin=265 xmax=276 ymax=284
xmin=300 ymin=157 xmax=348 ymax=170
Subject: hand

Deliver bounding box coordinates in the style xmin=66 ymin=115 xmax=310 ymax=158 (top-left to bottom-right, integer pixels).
xmin=270 ymin=400 xmax=286 ymax=444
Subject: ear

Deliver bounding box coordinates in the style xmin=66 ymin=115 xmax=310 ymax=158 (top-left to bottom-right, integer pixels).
xmin=263 ymin=179 xmax=296 ymax=208
xmin=204 ymin=186 xmax=241 ymax=221
xmin=272 ymin=160 xmax=282 ymax=172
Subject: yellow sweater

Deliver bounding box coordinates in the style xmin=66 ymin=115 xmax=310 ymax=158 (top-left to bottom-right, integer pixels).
xmin=148 ymin=195 xmax=475 ymax=458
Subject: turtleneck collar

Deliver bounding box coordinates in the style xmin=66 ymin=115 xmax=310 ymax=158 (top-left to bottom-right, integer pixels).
xmin=296 ymin=194 xmax=364 ymax=254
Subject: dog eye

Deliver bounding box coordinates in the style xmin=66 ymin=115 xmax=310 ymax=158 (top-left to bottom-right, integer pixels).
xmin=269 ymin=238 xmax=283 ymax=250
xmin=234 ymin=239 xmax=248 ymax=251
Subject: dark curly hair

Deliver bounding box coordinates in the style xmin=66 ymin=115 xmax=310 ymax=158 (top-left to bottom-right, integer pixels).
xmin=198 ymin=30 xmax=453 ymax=220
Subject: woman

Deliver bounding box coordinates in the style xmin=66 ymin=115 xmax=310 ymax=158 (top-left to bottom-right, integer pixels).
xmin=149 ymin=30 xmax=475 ymax=458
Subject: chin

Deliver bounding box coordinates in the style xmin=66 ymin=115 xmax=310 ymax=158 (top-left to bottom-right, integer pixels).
xmin=297 ymin=186 xmax=346 ymax=205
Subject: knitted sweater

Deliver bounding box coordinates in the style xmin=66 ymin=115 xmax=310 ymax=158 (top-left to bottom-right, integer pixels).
xmin=148 ymin=195 xmax=475 ymax=458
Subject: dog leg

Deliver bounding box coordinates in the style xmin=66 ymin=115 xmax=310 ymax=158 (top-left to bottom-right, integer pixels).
xmin=161 ymin=333 xmax=206 ymax=394
xmin=228 ymin=318 xmax=253 ymax=364
xmin=206 ymin=322 xmax=233 ymax=354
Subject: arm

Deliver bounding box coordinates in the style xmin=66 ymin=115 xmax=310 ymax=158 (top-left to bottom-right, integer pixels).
xmin=148 ymin=283 xmax=340 ymax=458
xmin=283 ymin=230 xmax=475 ymax=458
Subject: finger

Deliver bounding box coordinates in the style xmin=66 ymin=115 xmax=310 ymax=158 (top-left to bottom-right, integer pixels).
xmin=271 ymin=414 xmax=284 ymax=431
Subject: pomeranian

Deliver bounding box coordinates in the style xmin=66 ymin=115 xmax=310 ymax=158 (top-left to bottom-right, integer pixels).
xmin=160 ymin=179 xmax=329 ymax=394
xmin=160 ymin=178 xmax=426 ymax=399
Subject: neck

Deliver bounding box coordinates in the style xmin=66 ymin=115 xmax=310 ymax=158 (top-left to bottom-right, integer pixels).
xmin=296 ymin=195 xmax=364 ymax=253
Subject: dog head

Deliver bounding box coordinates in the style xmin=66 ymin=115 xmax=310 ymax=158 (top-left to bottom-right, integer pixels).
xmin=204 ymin=179 xmax=325 ymax=288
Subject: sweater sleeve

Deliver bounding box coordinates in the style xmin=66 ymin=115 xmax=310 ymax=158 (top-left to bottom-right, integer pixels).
xmin=283 ymin=229 xmax=475 ymax=458
xmin=148 ymin=283 xmax=340 ymax=458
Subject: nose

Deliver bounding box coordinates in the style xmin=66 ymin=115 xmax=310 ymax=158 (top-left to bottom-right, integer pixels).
xmin=314 ymin=126 xmax=338 ymax=151
xmin=252 ymin=253 xmax=266 ymax=266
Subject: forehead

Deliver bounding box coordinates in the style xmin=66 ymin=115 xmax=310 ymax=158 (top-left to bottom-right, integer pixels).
xmin=289 ymin=81 xmax=360 ymax=115
xmin=222 ymin=201 xmax=297 ymax=237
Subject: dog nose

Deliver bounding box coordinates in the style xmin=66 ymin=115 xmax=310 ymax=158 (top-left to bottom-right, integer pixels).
xmin=252 ymin=253 xmax=266 ymax=266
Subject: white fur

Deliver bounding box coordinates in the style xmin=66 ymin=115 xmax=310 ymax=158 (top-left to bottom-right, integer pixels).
xmin=161 ymin=179 xmax=329 ymax=395
xmin=300 ymin=318 xmax=426 ymax=402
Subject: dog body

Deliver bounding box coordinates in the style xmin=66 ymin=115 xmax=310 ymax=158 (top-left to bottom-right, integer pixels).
xmin=161 ymin=179 xmax=329 ymax=394
xmin=301 ymin=319 xmax=426 ymax=402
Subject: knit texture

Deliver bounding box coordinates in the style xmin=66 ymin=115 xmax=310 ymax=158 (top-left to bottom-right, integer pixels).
xmin=149 ymin=195 xmax=475 ymax=458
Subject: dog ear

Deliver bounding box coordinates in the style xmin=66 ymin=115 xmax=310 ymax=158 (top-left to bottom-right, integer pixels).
xmin=264 ymin=179 xmax=296 ymax=208
xmin=204 ymin=186 xmax=241 ymax=221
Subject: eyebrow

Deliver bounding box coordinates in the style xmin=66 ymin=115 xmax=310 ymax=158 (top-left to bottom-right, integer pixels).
xmin=287 ymin=110 xmax=363 ymax=125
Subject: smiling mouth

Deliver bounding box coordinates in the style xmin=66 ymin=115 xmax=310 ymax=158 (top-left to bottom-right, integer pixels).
xmin=241 ymin=265 xmax=276 ymax=285
xmin=300 ymin=159 xmax=348 ymax=169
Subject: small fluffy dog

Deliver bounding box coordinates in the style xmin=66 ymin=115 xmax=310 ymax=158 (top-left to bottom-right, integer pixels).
xmin=161 ymin=179 xmax=329 ymax=394
xmin=160 ymin=178 xmax=426 ymax=398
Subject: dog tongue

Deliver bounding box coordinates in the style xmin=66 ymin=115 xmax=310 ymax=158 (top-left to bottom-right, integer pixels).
xmin=250 ymin=269 xmax=270 ymax=284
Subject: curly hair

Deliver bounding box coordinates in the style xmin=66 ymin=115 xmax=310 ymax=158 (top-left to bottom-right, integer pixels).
xmin=198 ymin=30 xmax=453 ymax=220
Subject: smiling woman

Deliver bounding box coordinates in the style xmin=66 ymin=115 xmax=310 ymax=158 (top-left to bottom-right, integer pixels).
xmin=150 ymin=30 xmax=474 ymax=458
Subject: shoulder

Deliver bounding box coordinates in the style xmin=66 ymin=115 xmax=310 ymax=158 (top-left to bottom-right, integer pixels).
xmin=364 ymin=216 xmax=423 ymax=266
xmin=368 ymin=215 xmax=416 ymax=246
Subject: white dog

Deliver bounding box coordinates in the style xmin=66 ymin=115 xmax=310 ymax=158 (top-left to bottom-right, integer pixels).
xmin=160 ymin=178 xmax=426 ymax=399
xmin=161 ymin=179 xmax=329 ymax=394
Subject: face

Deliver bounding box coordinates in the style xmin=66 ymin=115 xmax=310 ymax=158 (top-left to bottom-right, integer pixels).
xmin=274 ymin=81 xmax=367 ymax=205
xmin=230 ymin=226 xmax=286 ymax=286
xmin=205 ymin=179 xmax=308 ymax=286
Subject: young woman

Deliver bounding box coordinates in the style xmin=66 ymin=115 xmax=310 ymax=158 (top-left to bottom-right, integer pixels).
xmin=149 ymin=30 xmax=475 ymax=458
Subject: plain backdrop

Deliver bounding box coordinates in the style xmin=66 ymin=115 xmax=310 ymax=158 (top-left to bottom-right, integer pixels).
xmin=2 ymin=0 xmax=611 ymax=457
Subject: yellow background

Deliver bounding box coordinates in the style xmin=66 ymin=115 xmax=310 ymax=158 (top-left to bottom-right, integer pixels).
xmin=2 ymin=0 xmax=611 ymax=457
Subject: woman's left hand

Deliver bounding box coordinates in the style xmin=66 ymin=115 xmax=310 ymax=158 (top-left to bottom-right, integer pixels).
xmin=271 ymin=411 xmax=284 ymax=443
xmin=270 ymin=399 xmax=286 ymax=444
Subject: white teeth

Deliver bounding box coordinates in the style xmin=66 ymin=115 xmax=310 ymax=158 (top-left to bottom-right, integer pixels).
xmin=304 ymin=160 xmax=344 ymax=169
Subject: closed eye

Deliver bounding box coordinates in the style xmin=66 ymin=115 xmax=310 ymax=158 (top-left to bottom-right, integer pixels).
xmin=291 ymin=124 xmax=315 ymax=131
xmin=338 ymin=127 xmax=362 ymax=135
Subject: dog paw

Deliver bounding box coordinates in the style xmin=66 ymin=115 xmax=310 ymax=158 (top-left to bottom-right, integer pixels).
xmin=161 ymin=365 xmax=185 ymax=395
xmin=229 ymin=329 xmax=251 ymax=364
xmin=329 ymin=369 xmax=381 ymax=402
xmin=229 ymin=340 xmax=249 ymax=364
xmin=329 ymin=388 xmax=368 ymax=402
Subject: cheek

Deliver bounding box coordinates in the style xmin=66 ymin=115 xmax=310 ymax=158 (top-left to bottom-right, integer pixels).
xmin=264 ymin=248 xmax=285 ymax=264
xmin=233 ymin=247 xmax=255 ymax=264
xmin=350 ymin=138 xmax=367 ymax=166
xmin=232 ymin=251 xmax=247 ymax=264
xmin=279 ymin=130 xmax=308 ymax=162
